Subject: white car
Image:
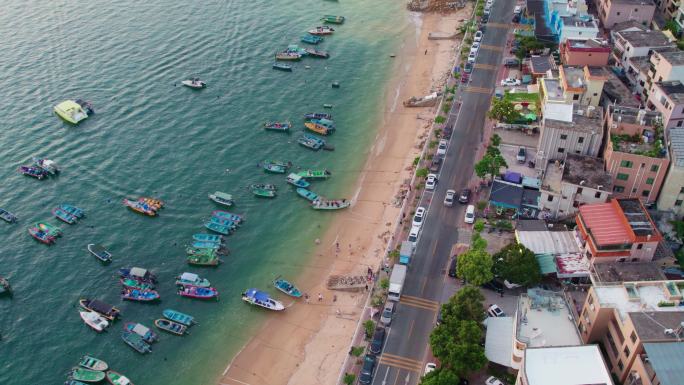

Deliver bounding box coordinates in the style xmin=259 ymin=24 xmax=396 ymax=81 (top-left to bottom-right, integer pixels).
xmin=424 ymin=363 xmax=437 ymax=376
xmin=486 ymin=0 xmax=494 ymax=6
xmin=412 ymin=206 xmax=426 ymax=228
xmin=473 ymin=30 xmax=483 ymax=42
xmin=425 ymin=174 xmax=438 ymax=190
xmin=500 ymin=77 xmax=521 ymax=86
xmin=436 ymin=139 xmax=448 ymax=156
xmin=487 ymin=304 xmax=505 ymax=317
xmin=408 ymin=225 xmax=420 ymax=245
xmin=485 ymin=376 xmax=505 ymax=385
xmin=467 ymin=52 xmax=477 ymax=63
xmin=464 ymin=204 xmax=475 ymax=224
xmin=470 ymin=43 xmax=480 ymax=55
xmin=444 ymin=189 xmax=456 ymax=207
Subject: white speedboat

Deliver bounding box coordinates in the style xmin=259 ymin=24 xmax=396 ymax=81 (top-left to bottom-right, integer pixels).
xmin=181 ymin=78 xmax=206 ymax=89
xmin=80 ymin=310 xmax=109 ymax=332
xmin=241 ymin=288 xmax=285 ymax=311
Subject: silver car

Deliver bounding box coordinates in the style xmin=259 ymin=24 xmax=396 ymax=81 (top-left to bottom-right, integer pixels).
xmin=380 ymin=302 xmax=395 ymax=326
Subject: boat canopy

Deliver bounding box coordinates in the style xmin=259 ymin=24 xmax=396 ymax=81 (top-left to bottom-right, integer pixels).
xmin=88 ymin=299 xmax=115 ymax=314
xmin=180 ymin=272 xmax=199 ymax=282
xmin=245 ymin=288 xmax=269 ymax=301
xmin=132 ymin=323 xmax=151 ymax=336
xmin=213 ymin=191 xmax=233 ymax=200
xmin=129 ymin=267 xmax=148 ymax=278
xmin=287 ymin=173 xmax=302 ymax=181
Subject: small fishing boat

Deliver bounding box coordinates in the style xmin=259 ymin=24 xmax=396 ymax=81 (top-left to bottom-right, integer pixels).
xmin=122 ymin=199 xmax=156 ymax=216
xmin=274 ymin=276 xmax=303 ymax=298
xmin=275 ymin=51 xmax=301 ymax=61
xmin=305 ymin=121 xmax=333 ymax=135
xmin=304 ymin=112 xmax=332 ymax=120
xmin=311 ymin=118 xmax=336 ymax=129
xmin=192 ymin=240 xmax=222 ymax=250
xmin=0 ymin=208 xmax=17 ymax=223
xmin=33 ymin=157 xmax=60 ymax=174
xmin=121 ymin=331 xmax=152 ymax=354
xmin=60 ymin=204 xmax=85 ymax=218
xmin=106 ymin=370 xmax=134 ymax=385
xmin=176 ymin=272 xmax=211 ymax=288
xmin=241 ymin=288 xmax=285 ymax=311
xmin=52 ymin=207 xmax=78 ymax=224
xmin=124 ymin=322 xmax=158 ymax=343
xmin=65 ymin=380 xmax=89 ymax=385
xmin=187 ymin=253 xmax=221 ymax=266
xmin=262 ymin=160 xmax=291 ymax=174
xmin=272 ymin=62 xmax=293 ymax=71
xmin=332 ymin=81 xmax=340 ymax=88
xmin=308 ymin=26 xmax=335 ymax=35
xmin=186 ymin=247 xmax=221 ymax=257
xmin=204 ymin=221 xmax=231 ymax=235
xmin=28 ymin=227 xmax=54 ymax=244
xmin=193 ymin=233 xmax=225 ymax=243
xmin=119 ymin=267 xmax=158 ymax=284
xmin=212 ymin=210 xmax=244 ymax=223
xmin=286 ymin=173 xmax=311 ymax=188
xmin=250 ymin=184 xmax=277 ymax=198
xmin=301 ymin=34 xmax=323 ymax=44
xmin=297 ymin=134 xmax=324 ymax=151
xmin=264 ymin=121 xmax=291 ymax=131
xmin=304 ymin=48 xmax=329 ymax=58
xmin=18 ymin=165 xmax=47 ymax=180
xmin=321 ymin=15 xmax=345 ymax=24
xmin=323 ymin=103 xmax=334 ymax=108
xmin=78 ymin=355 xmax=109 ymax=371
xmin=312 ymin=199 xmax=351 ymax=210
xmin=154 ymin=319 xmax=188 ymax=335
xmin=54 ymin=100 xmax=89 ymax=124
xmin=140 ymin=197 xmax=164 ymax=209
xmin=209 ymin=216 xmax=238 ymax=228
xmin=79 ymin=310 xmax=109 ymax=332
xmin=297 ymin=169 xmax=331 ymax=179
xmin=208 ymin=191 xmax=234 ymax=207
xmin=120 ymin=278 xmax=155 ymax=291
xmin=178 ymin=285 xmax=219 ymax=300
xmin=296 ymin=188 xmax=320 ymax=202
xmin=36 ymin=222 xmax=62 ymax=237
xmin=79 ymin=298 xmax=121 ymax=321
xmin=70 ymin=367 xmax=106 ymax=383
xmin=181 ymin=78 xmax=206 ymax=89
xmin=87 ymin=244 xmax=112 ymax=263
xmin=163 ymin=309 xmax=196 ymax=326
xmin=0 ymin=277 xmax=11 ymax=296
xmin=121 ymin=287 xmax=160 ymax=302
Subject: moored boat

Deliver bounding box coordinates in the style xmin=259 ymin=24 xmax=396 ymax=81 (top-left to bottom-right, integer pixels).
xmin=286 ymin=173 xmax=311 ymax=188
xmin=124 ymin=322 xmax=158 ymax=343
xmin=121 ymin=331 xmax=152 ymax=354
xmin=87 ymin=244 xmax=112 ymax=263
xmin=178 ymin=285 xmax=219 ymax=300
xmin=53 ymin=207 xmax=78 ymax=224
xmin=321 ymin=15 xmax=345 ymax=24
xmin=187 ymin=253 xmax=221 ymax=266
xmin=119 ymin=267 xmax=157 ymax=284
xmin=304 ymin=48 xmax=330 ymax=58
xmin=311 ymin=118 xmax=335 ymax=129
xmin=33 ymin=157 xmax=60 ymax=174
xmin=275 ymin=51 xmax=301 ymax=61
xmin=297 ymin=134 xmax=325 ymax=151
xmin=186 ymin=247 xmax=221 ymax=258
xmin=192 ymin=240 xmax=222 ymax=250
xmin=163 ymin=309 xmax=196 ymax=326
xmin=208 ymin=191 xmax=234 ymax=207
xmin=0 ymin=208 xmax=17 ymax=223
xmin=0 ymin=277 xmax=11 ymax=296
xmin=154 ymin=319 xmax=188 ymax=335
xmin=209 ymin=215 xmax=238 ymax=228
xmin=250 ymin=184 xmax=277 ymax=198
xmin=60 ymin=204 xmax=85 ymax=218
xmin=120 ymin=278 xmax=154 ymax=291
xmin=79 ymin=310 xmax=109 ymax=332
xmin=175 ymin=272 xmax=211 ymax=288
xmin=78 ymin=355 xmax=108 ymax=371
xmin=121 ymin=287 xmax=160 ymax=302
xmin=264 ymin=121 xmax=291 ymax=131
xmin=296 ymin=188 xmax=320 ymax=202
xmin=28 ymin=226 xmax=54 ymax=244
xmin=70 ymin=367 xmax=106 ymax=383
xmin=79 ymin=298 xmax=121 ymax=320
xmin=323 ymin=103 xmax=334 ymax=108
xmin=305 ymin=121 xmax=333 ymax=135
xmin=181 ymin=78 xmax=206 ymax=89
xmin=312 ymin=199 xmax=351 ymax=210
xmin=211 ymin=210 xmax=244 ymax=223
xmin=192 ymin=233 xmax=224 ymax=243
xmin=204 ymin=221 xmax=231 ymax=235
xmin=304 ymin=112 xmax=332 ymax=120
xmin=54 ymin=100 xmax=89 ymax=124
xmin=262 ymin=160 xmax=291 ymax=174
xmin=274 ymin=276 xmax=303 ymax=298
xmin=241 ymin=288 xmax=285 ymax=311
xmin=106 ymin=370 xmax=134 ymax=385
xmin=36 ymin=222 xmax=62 ymax=237
xmin=301 ymin=34 xmax=323 ymax=44
xmin=272 ymin=62 xmax=293 ymax=71
xmin=18 ymin=165 xmax=47 ymax=180
xmin=296 ymin=169 xmax=331 ymax=179
xmin=308 ymin=26 xmax=335 ymax=35
xmin=65 ymin=380 xmax=89 ymax=385
xmin=122 ymin=199 xmax=156 ymax=216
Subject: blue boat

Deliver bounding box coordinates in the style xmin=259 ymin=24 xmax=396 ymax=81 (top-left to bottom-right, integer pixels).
xmin=52 ymin=207 xmax=77 ymax=224
xmin=296 ymin=188 xmax=320 ymax=202
xmin=163 ymin=309 xmax=196 ymax=326
xmin=272 ymin=63 xmax=293 ymax=72
xmin=192 ymin=240 xmax=221 ymax=249
xmin=301 ymin=34 xmax=323 ymax=44
xmin=205 ymin=222 xmax=231 ymax=235
xmin=211 ymin=210 xmax=243 ymax=223
xmin=210 ymin=216 xmax=238 ymax=228
xmin=304 ymin=112 xmax=332 ymax=120
xmin=60 ymin=204 xmax=85 ymax=218
xmin=286 ymin=173 xmax=311 ymax=188
xmin=121 ymin=288 xmax=160 ymax=302
xmin=297 ymin=134 xmax=326 ymax=151
xmin=124 ymin=322 xmax=158 ymax=343
xmin=311 ymin=118 xmax=335 ymax=129
xmin=192 ymin=233 xmax=224 ymax=243
xmin=274 ymin=276 xmax=303 ymax=298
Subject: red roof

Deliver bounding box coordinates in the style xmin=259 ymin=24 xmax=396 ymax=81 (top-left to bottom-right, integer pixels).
xmin=578 ymin=203 xmax=632 ymax=245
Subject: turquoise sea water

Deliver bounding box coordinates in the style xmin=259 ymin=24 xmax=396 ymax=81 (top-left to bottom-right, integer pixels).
xmin=0 ymin=1 xmax=412 ymax=384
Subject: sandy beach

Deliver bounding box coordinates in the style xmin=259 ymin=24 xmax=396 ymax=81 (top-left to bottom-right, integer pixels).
xmin=218 ymin=10 xmax=467 ymax=385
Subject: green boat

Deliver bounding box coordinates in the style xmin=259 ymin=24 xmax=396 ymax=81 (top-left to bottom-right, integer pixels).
xmin=70 ymin=367 xmax=106 ymax=383
xmin=121 ymin=278 xmax=154 ymax=291
xmin=106 ymin=371 xmax=134 ymax=385
xmin=36 ymin=222 xmax=62 ymax=237
xmin=163 ymin=309 xmax=196 ymax=326
xmin=262 ymin=160 xmax=291 ymax=174
xmin=321 ymin=15 xmax=345 ymax=24
xmin=187 ymin=253 xmax=220 ymax=266
xmin=250 ymin=184 xmax=277 ymax=198
xmin=274 ymin=276 xmax=303 ymax=298
xmin=78 ymin=355 xmax=108 ymax=371
xmin=186 ymin=247 xmax=220 ymax=257
xmin=296 ymin=188 xmax=320 ymax=202
xmin=297 ymin=170 xmax=331 ymax=179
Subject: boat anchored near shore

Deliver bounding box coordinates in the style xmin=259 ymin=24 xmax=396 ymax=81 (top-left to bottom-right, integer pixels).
xmin=242 ymin=288 xmax=285 ymax=311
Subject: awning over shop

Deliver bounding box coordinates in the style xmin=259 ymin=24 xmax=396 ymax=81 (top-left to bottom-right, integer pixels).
xmin=485 ymin=316 xmax=514 ymax=368
xmin=536 ymin=253 xmax=558 ymax=275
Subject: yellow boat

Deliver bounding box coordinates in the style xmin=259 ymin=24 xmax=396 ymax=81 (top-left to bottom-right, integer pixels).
xmin=304 ymin=122 xmax=332 ymax=135
xmin=54 ymin=100 xmax=88 ymax=124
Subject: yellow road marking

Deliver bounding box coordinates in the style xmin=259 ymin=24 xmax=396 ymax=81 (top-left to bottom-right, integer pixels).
xmin=473 ymin=63 xmax=496 ymax=70
xmin=479 ymin=44 xmax=503 ymax=52
xmin=464 ymin=86 xmax=493 ymax=94
xmin=400 ymin=295 xmax=439 ymax=311
xmin=380 ymin=353 xmax=423 ymax=372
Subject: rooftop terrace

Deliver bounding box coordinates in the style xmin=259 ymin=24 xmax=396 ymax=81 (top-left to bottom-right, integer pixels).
xmin=523 ymin=345 xmax=613 ymax=385
xmin=594 ymin=280 xmax=684 ymax=321
xmin=566 ymin=38 xmax=610 ymax=51
xmin=516 ymin=289 xmax=582 ymax=347
xmin=616 ymin=30 xmax=673 ymax=49
xmin=561 ymin=66 xmax=586 ymax=89
xmin=630 ymin=311 xmax=684 ymax=341
xmin=618 ymin=198 xmax=659 ymax=236
xmin=591 ymin=262 xmax=666 ymax=284
xmin=609 ymin=106 xmax=666 ymax=158
xmin=656 ymin=80 xmax=684 ymax=104
xmin=542 ymin=153 xmax=611 ymax=193
xmin=653 ymin=50 xmax=684 ymax=66
xmin=544 ymin=108 xmax=603 ymax=133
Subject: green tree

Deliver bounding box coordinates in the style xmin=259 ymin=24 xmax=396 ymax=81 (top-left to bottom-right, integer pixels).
xmin=419 ymin=367 xmax=460 ymax=385
xmin=490 ymin=133 xmax=502 ymax=147
xmin=434 ymin=115 xmax=446 ymax=124
xmin=343 ymin=373 xmax=355 ymax=385
xmin=664 ymin=20 xmax=679 ymax=35
xmin=474 ymin=152 xmax=507 ymax=180
xmin=471 ymin=233 xmax=488 ymax=250
xmin=442 ymin=285 xmax=485 ymax=323
xmin=363 ymin=320 xmax=375 ymax=338
xmin=493 ymin=244 xmax=541 ymax=286
xmin=514 ymin=36 xmax=545 ymax=61
xmin=487 ymin=98 xmax=519 ymax=123
xmin=430 ymin=320 xmax=487 ymax=378
xmin=456 ymin=248 xmax=493 ymax=285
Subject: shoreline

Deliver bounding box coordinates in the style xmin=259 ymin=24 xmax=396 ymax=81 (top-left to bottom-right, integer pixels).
xmin=218 ymin=10 xmax=467 ymax=385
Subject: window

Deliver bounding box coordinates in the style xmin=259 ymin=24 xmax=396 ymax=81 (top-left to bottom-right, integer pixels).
xmin=646 ymin=177 xmax=654 ymax=185
xmin=633 ymin=188 xmax=638 ymax=193
xmin=678 ymin=120 xmax=683 ymax=127
xmin=595 ymin=191 xmax=601 ymax=198
xmin=631 ymin=258 xmax=638 ymax=262
xmin=573 ymin=201 xmax=580 ymax=208
xmin=634 ymin=8 xmax=638 ymax=11
xmin=651 ymin=165 xmax=660 ymax=172
xmin=637 ymin=244 xmax=643 ymax=250
xmin=578 ymin=136 xmax=585 ymax=143
xmin=618 ymin=360 xmax=624 ymax=371
xmin=547 ymin=195 xmax=554 ymax=202
xmin=577 ymin=188 xmax=583 ymax=194
xmin=614 ymin=185 xmax=625 ymax=193
xmin=558 ymin=147 xmax=565 ymax=153
xmin=617 ymin=173 xmax=629 ymax=181
xmin=676 ymin=200 xmax=683 ymax=206
xmin=617 ymin=11 xmax=621 ymax=16
xmin=680 ymin=187 xmax=684 ymax=194
xmin=642 ymin=190 xmax=650 ymax=197
xmin=624 ymin=346 xmax=631 ymax=357
xmin=630 ymin=331 xmax=637 ymax=343
xmin=560 ymin=134 xmax=568 ymax=140
xmin=573 ymin=94 xmax=580 ymax=100
xmin=620 ymin=160 xmax=633 ymax=168
xmin=593 ymin=93 xmax=598 ymax=96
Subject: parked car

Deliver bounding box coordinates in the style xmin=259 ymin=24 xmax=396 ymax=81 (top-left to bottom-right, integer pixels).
xmin=412 ymin=207 xmax=426 ymax=228
xmin=369 ymin=327 xmax=386 ymax=354
xmin=464 ymin=62 xmax=473 ymax=73
xmin=467 ymin=52 xmax=477 ymax=63
xmin=482 ymin=280 xmax=504 ymax=293
xmin=503 ymin=57 xmax=519 ymax=67
xmin=482 ymin=14 xmax=489 ymax=23
xmin=448 ymin=256 xmax=458 ymax=277
xmin=514 ymin=5 xmax=522 ymax=14
xmin=464 ymin=204 xmax=475 ymax=224
xmin=408 ymin=225 xmax=420 ymax=245
xmin=429 ymin=156 xmax=442 ymax=172
xmin=425 ymin=174 xmax=438 ymax=190
xmin=461 ymin=73 xmax=470 ymax=83
xmin=500 ymin=77 xmax=521 ymax=86
xmin=473 ymin=30 xmax=483 ymax=42
xmin=424 ymin=363 xmax=437 ymax=376
xmin=444 ymin=189 xmax=456 ymax=207
xmin=512 ymin=14 xmax=520 ymax=23
xmin=517 ymin=147 xmax=526 ymax=163
xmin=471 ymin=41 xmax=480 ymax=50
xmin=358 ymin=354 xmax=377 ymax=385
xmin=487 ymin=304 xmax=505 ymax=317
xmin=436 ymin=139 xmax=448 ymax=156
xmin=458 ymin=188 xmax=471 ymax=204
xmin=479 ymin=24 xmax=487 ymax=33
xmin=485 ymin=376 xmax=504 ymax=385
xmin=380 ymin=302 xmax=395 ymax=326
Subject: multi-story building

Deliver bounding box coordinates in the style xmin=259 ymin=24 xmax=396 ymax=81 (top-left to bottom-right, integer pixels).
xmin=561 ymin=38 xmax=611 ymax=66
xmin=658 ymin=129 xmax=684 ymax=214
xmin=575 ymin=198 xmax=662 ymax=263
xmin=629 ymin=342 xmax=684 ymax=385
xmin=644 ymin=50 xmax=684 ymax=101
xmin=539 ymin=66 xmax=608 ymax=107
xmin=539 ymin=153 xmax=612 ymax=218
xmin=515 ymin=345 xmax=613 ymax=385
xmin=625 ymin=57 xmax=651 ymax=96
xmin=604 ymin=105 xmax=669 ymax=204
xmin=612 ymin=30 xmax=674 ymax=71
xmin=654 ymin=0 xmax=682 ymax=21
xmin=576 ymin=279 xmax=684 ymax=383
xmin=596 ymin=0 xmax=656 ymax=28
xmin=648 ymin=80 xmax=684 ymax=128
xmin=554 ymin=15 xmax=600 ymax=42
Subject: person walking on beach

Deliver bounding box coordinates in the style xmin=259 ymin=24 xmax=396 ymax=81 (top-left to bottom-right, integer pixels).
xmin=318 ymin=293 xmax=323 ymax=302
xmin=304 ymin=293 xmax=310 ymax=304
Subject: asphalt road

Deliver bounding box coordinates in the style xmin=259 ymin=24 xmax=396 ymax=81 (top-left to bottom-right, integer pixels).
xmin=370 ymin=3 xmax=515 ymax=385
